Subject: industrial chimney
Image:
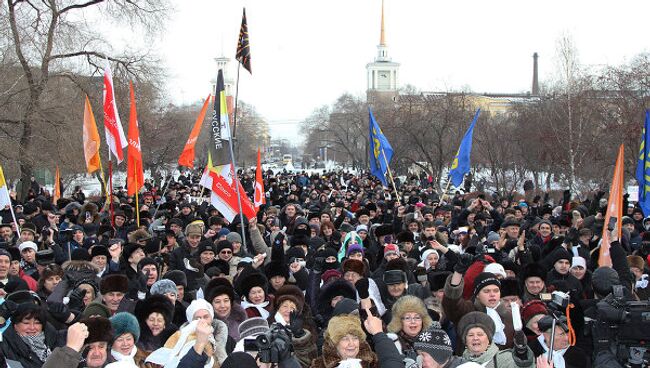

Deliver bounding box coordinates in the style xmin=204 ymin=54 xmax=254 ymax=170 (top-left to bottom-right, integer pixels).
xmin=532 ymin=52 xmax=539 ymax=96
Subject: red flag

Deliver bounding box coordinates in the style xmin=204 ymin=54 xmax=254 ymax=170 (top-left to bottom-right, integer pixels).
xmin=126 ymin=81 xmax=144 ymax=196
xmin=254 ymin=148 xmax=266 ymax=210
xmin=53 ymin=165 xmax=61 ymax=204
xmin=103 ymin=61 xmax=127 ymax=162
xmin=178 ymin=95 xmax=210 ymax=168
xmin=600 ymin=144 xmax=624 ymax=267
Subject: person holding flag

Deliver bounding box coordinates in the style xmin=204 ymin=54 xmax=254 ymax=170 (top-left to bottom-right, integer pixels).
xmin=368 ymin=107 xmax=399 ymax=201
xmin=636 ymin=109 xmax=650 ymax=216
xmin=448 ymin=109 xmax=481 ymax=190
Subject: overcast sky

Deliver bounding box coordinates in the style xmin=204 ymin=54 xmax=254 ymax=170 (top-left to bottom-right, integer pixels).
xmin=157 ymin=0 xmax=650 ymax=142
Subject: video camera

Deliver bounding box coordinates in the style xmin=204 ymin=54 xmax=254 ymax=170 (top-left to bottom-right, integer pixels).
xmin=255 ymin=323 xmax=293 ymax=363
xmin=596 ymin=285 xmax=650 ymax=367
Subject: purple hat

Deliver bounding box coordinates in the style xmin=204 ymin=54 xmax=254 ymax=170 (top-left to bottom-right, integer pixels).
xmin=346 ymin=243 xmax=365 ymax=257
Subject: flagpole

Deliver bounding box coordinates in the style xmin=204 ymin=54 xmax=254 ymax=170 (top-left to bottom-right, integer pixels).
xmin=230 ymin=62 xmax=248 ymax=251
xmin=134 ymin=164 xmax=140 ymax=227
xmin=380 ymin=148 xmax=400 ymax=203
xmin=152 ymin=167 xmax=175 ymax=219
xmin=96 ymin=153 xmax=108 ymax=202
xmin=108 ymin=159 xmax=114 ymax=227
xmin=440 ymin=178 xmax=452 ymax=203
xmin=2 ymin=179 xmax=20 ymax=234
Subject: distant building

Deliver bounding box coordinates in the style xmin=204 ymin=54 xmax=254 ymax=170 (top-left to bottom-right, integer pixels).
xmin=365 ymin=2 xmax=541 ymax=113
xmin=366 ymin=0 xmax=400 ymax=104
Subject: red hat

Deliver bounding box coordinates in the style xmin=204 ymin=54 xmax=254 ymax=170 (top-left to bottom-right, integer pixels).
xmin=383 ymin=243 xmax=399 ymax=257
xmin=321 ymin=269 xmax=342 ymax=284
xmin=521 ymin=300 xmax=548 ymax=325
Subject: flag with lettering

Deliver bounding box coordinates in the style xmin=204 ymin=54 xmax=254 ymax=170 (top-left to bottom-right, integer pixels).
xmin=103 ymin=61 xmax=127 ymax=162
xmin=126 ymin=81 xmax=144 ymax=196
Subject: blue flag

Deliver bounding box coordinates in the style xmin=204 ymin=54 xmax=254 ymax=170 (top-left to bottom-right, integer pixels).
xmin=368 ymin=108 xmax=393 ymax=186
xmin=448 ymin=109 xmax=481 ymax=187
xmin=636 ymin=110 xmax=650 ymax=216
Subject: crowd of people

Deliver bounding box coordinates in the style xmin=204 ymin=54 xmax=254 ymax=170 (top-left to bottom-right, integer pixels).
xmin=0 ymin=169 xmax=648 ymax=368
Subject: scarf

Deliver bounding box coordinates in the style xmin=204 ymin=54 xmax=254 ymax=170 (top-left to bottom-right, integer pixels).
xmin=462 ymin=343 xmax=500 ymax=365
xmin=274 ymin=312 xmax=288 ymax=326
xmin=485 ymin=304 xmax=507 ymax=345
xmin=20 ymin=332 xmax=50 ymax=362
xmin=111 ymin=346 xmax=137 ymax=366
xmin=241 ymin=299 xmax=270 ymax=319
xmin=336 ymin=358 xmax=363 ymax=368
xmin=636 ymin=274 xmax=649 ymax=289
xmin=145 ymin=320 xmax=215 ymax=368
xmin=537 ymin=334 xmax=568 ymax=368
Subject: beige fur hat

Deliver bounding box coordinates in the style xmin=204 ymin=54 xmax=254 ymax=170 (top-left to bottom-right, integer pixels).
xmin=387 ymin=295 xmax=433 ymax=333
xmin=325 ymin=314 xmax=366 ymax=345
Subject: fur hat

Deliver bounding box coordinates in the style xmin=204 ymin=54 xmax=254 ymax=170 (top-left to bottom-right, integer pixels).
xmin=413 ymin=322 xmax=453 ymax=364
xmin=428 ymin=271 xmax=451 ymax=292
xmin=90 ymin=245 xmax=110 ymax=259
xmin=317 ymin=279 xmax=357 ymax=315
xmin=500 ymin=277 xmax=521 ymax=298
xmin=265 ymin=261 xmax=289 ymax=280
xmin=396 ymin=231 xmax=415 ymax=243
xmin=82 ymin=302 xmax=112 ymax=319
xmin=135 ymin=294 xmax=175 ymax=326
xmin=128 ymin=228 xmax=151 ymax=243
xmin=387 ymin=295 xmax=433 ymax=333
xmin=325 ymin=314 xmax=366 ymax=345
xmin=237 ymin=270 xmax=268 ymax=301
xmin=521 ymin=263 xmax=546 ymax=282
xmin=100 ymin=274 xmax=129 ymax=294
xmin=150 ymin=279 xmax=178 ymax=297
xmin=341 ymin=258 xmax=367 ymax=277
xmin=164 ymin=270 xmax=187 ymax=288
xmin=204 ymin=277 xmax=236 ymax=303
xmin=273 ymin=285 xmax=305 ymax=312
xmin=375 ymin=224 xmax=393 ymax=237
xmin=457 ymin=311 xmax=495 ymax=344
xmin=110 ymin=312 xmax=140 ymax=342
xmin=80 ymin=317 xmax=113 ymax=344
xmin=628 ymin=255 xmax=646 ymax=270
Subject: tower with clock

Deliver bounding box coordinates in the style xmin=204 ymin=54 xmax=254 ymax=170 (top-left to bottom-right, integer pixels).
xmin=366 ymin=0 xmax=400 ymax=103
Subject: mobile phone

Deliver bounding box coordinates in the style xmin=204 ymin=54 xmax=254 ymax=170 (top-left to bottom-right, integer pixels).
xmin=607 ymin=217 xmax=617 ymax=232
xmin=85 ymin=211 xmax=91 ymax=221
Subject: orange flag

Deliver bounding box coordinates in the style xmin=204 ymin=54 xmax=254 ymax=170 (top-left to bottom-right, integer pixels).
xmin=127 ymin=82 xmax=144 ymax=196
xmin=178 ymin=95 xmax=210 ymax=168
xmin=600 ymin=144 xmax=624 ymax=267
xmin=53 ymin=165 xmax=61 ymax=204
xmin=254 ymin=148 xmax=266 ymax=210
xmin=83 ymin=96 xmax=102 ymax=174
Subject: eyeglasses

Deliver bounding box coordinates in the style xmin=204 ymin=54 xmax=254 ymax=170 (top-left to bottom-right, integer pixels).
xmin=220 ymin=250 xmax=232 ymax=255
xmin=401 ymin=316 xmax=422 ymax=322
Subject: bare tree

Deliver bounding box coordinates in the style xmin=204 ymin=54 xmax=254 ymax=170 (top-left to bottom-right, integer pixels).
xmin=1 ymin=0 xmax=170 ymax=199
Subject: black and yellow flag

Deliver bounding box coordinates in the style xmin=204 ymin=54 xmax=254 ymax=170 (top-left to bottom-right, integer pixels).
xmin=236 ymin=8 xmax=251 ymax=74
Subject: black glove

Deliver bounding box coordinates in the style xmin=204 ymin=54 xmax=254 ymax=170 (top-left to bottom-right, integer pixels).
xmin=138 ymin=270 xmax=150 ymax=294
xmin=513 ymin=329 xmax=529 ymax=360
xmin=273 ymin=233 xmax=285 ymax=248
xmin=454 ymin=253 xmax=474 ymax=274
xmin=312 ymin=257 xmax=325 ymax=273
xmin=355 ymin=278 xmax=370 ymax=299
xmin=68 ymin=288 xmax=87 ymax=313
xmin=289 ymin=310 xmax=305 ymax=338
xmin=48 ymin=302 xmax=72 ymax=323
xmin=0 ymin=299 xmax=17 ymax=325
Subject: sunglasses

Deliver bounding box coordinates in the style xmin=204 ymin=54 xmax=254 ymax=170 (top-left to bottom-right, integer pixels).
xmin=220 ymin=250 xmax=232 ymax=255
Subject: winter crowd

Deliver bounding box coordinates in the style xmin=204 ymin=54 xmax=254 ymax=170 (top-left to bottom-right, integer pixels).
xmin=0 ymin=170 xmax=648 ymax=368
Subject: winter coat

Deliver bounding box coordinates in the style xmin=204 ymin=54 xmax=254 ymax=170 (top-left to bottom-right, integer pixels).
xmin=461 ymin=343 xmax=535 ymax=368
xmin=163 ymin=319 xmax=230 ymax=366
xmin=0 ymin=323 xmax=65 ymax=368
xmin=43 ymin=345 xmax=113 ymax=368
xmin=442 ymin=275 xmax=514 ymax=350
xmin=371 ymin=332 xmax=408 ymax=368
xmin=215 ymin=302 xmax=247 ymax=341
xmin=310 ymin=336 xmax=378 ymax=368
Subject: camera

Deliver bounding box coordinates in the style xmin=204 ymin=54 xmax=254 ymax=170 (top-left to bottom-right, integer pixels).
xmin=547 ymin=290 xmax=570 ymax=312
xmin=152 ymin=225 xmax=166 ymax=233
xmin=255 ymin=323 xmax=293 ymax=363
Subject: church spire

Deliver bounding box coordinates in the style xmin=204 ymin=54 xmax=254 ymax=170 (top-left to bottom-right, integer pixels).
xmin=380 ymin=0 xmax=386 ymax=46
